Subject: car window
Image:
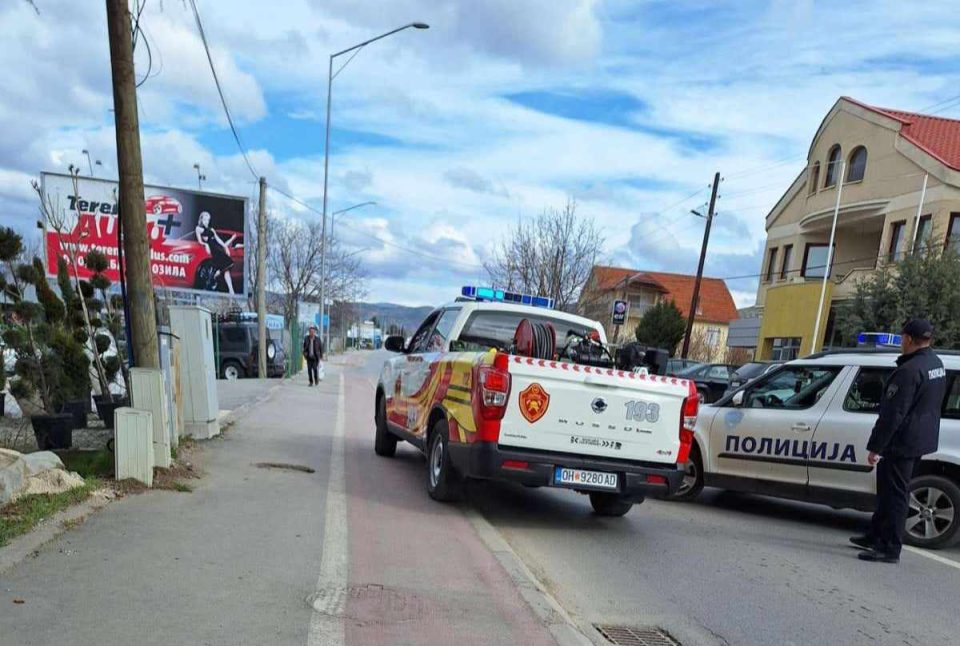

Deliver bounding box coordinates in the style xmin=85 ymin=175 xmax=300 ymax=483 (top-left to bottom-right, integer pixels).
xmin=744 ymin=365 xmax=841 ymax=410
xmin=424 ymin=308 xmax=460 ymax=353
xmin=220 ymin=327 xmax=247 ymax=350
xmin=733 ymin=363 xmax=765 ymax=380
xmin=944 ymin=371 xmax=960 ymax=419
xmin=708 ymin=365 xmax=730 ymax=379
xmin=844 ymin=368 xmax=892 ymax=413
xmin=408 ymin=311 xmax=441 ymax=354
xmin=679 ymin=364 xmax=706 ymax=377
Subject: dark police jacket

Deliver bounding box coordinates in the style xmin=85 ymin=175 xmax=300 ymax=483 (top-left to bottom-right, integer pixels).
xmin=867 ymin=347 xmax=946 ymax=457
xmin=303 ymin=336 xmax=323 ymax=361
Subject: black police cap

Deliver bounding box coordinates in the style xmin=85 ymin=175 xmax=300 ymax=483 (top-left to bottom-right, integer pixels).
xmin=902 ymin=319 xmax=934 ymax=340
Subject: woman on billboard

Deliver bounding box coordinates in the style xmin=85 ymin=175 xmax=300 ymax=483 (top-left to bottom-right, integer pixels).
xmin=195 ymin=210 xmax=237 ymax=294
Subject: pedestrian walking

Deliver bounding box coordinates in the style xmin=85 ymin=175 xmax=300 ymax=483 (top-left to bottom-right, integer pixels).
xmin=852 ymin=319 xmax=946 ymax=563
xmin=303 ymin=325 xmax=324 ymax=386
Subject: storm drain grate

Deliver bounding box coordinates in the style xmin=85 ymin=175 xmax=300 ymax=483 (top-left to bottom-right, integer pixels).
xmin=595 ymin=625 xmax=680 ymax=646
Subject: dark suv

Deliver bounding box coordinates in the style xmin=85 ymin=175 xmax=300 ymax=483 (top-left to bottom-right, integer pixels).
xmin=216 ymin=321 xmax=286 ymax=379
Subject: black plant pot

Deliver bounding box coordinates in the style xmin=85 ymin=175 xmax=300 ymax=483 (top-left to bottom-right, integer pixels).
xmin=94 ymin=397 xmax=128 ymax=430
xmin=0 ymin=392 xmax=5 ymax=417
xmin=31 ymin=413 xmax=74 ymax=450
xmin=60 ymin=400 xmax=88 ymax=429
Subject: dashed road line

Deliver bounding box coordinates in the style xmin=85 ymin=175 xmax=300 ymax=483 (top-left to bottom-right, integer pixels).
xmin=307 ymin=373 xmax=348 ymax=646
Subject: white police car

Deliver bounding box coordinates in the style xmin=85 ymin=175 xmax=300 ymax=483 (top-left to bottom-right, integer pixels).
xmin=670 ymin=349 xmax=960 ymax=549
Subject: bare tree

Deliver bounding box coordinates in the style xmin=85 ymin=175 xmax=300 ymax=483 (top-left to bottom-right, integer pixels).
xmin=484 ymin=199 xmax=604 ymax=309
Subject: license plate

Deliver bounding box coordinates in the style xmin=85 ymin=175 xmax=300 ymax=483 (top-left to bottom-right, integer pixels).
xmin=554 ymin=467 xmax=619 ymax=491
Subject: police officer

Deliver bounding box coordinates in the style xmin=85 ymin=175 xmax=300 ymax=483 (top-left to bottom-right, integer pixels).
xmin=852 ymin=319 xmax=946 ymax=563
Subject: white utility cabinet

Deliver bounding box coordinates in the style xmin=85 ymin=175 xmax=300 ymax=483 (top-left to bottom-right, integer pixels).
xmin=115 ymin=407 xmax=154 ymax=487
xmin=168 ymin=305 xmax=220 ymax=439
xmin=130 ymin=368 xmax=171 ymax=468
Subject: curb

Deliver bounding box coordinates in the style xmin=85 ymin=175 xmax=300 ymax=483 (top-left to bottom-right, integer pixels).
xmin=463 ymin=507 xmax=600 ymax=646
xmin=218 ymin=379 xmax=286 ymax=428
xmin=0 ymin=489 xmax=114 ymax=576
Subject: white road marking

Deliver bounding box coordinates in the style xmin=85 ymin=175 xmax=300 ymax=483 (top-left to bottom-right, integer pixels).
xmin=307 ymin=374 xmax=348 ymax=646
xmin=903 ymin=546 xmax=960 ymax=571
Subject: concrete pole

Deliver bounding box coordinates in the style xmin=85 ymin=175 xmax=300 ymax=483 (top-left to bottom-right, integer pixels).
xmin=318 ymin=55 xmax=333 ymax=358
xmin=681 ymin=172 xmax=720 ymax=359
xmin=812 ymin=161 xmax=845 ymax=354
xmin=256 ymin=177 xmax=267 ymax=378
xmin=106 ymin=0 xmax=159 ymax=369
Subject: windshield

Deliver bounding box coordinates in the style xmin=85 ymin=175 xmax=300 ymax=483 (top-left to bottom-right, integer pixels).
xmin=456 ymin=310 xmax=597 ymax=351
xmin=679 ymin=364 xmax=705 ymax=377
xmin=733 ymin=363 xmax=767 ymax=380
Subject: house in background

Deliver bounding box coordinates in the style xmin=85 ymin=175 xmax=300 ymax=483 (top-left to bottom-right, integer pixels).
xmin=756 ymin=96 xmax=960 ymax=360
xmin=578 ymin=265 xmax=738 ymax=362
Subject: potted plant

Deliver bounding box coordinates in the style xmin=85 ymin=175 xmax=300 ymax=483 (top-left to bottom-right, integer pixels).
xmin=84 ymin=250 xmax=129 ymax=428
xmin=0 ymin=227 xmax=89 ymax=449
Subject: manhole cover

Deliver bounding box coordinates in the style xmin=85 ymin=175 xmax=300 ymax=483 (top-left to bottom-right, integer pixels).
xmin=595 ymin=625 xmax=680 ymax=646
xmin=254 ymin=462 xmax=315 ymax=473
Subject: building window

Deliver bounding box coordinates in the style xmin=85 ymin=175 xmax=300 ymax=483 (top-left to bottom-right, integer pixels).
xmin=705 ymin=327 xmax=721 ymax=348
xmin=946 ymin=213 xmax=960 ymax=253
xmin=808 ymin=162 xmax=820 ymax=195
xmin=780 ymin=245 xmax=793 ymax=280
xmin=846 ymin=146 xmax=867 ymax=182
xmin=764 ymin=247 xmax=779 ymax=282
xmin=824 ymin=145 xmax=842 ymax=187
xmin=770 ymin=337 xmax=802 ymax=361
xmin=888 ymin=221 xmax=906 ymax=262
xmin=802 ymin=243 xmax=833 ymax=278
xmin=913 ymin=214 xmax=932 ymax=255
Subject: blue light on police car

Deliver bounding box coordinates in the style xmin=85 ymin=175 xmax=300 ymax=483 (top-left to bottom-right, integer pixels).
xmin=461 ymin=286 xmax=554 ymax=309
xmin=857 ymin=331 xmax=902 ymax=347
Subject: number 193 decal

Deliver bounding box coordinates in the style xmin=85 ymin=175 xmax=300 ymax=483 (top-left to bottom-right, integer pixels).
xmin=624 ymin=400 xmax=660 ymax=423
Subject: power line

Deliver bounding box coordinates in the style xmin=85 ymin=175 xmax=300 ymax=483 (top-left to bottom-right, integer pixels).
xmin=187 ymin=0 xmax=259 ymax=180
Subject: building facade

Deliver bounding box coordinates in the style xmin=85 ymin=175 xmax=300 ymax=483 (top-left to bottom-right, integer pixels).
xmin=578 ymin=265 xmax=738 ymax=362
xmin=756 ymin=97 xmax=960 ymax=359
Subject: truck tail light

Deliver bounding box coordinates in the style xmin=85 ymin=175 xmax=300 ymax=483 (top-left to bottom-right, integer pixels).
xmin=677 ymin=380 xmax=699 ymax=464
xmin=474 ymin=353 xmax=512 ymax=441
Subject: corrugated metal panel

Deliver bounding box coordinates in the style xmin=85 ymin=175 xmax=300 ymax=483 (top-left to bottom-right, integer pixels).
xmin=727 ymin=317 xmax=762 ymax=348
xmin=131 ymin=368 xmax=171 ymax=469
xmin=115 ymin=407 xmax=154 ymax=487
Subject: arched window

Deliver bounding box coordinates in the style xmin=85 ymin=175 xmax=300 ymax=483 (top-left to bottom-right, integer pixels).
xmin=808 ymin=161 xmax=820 ymax=195
xmin=847 ymin=146 xmax=867 ymax=182
xmin=824 ymin=145 xmax=842 ymax=187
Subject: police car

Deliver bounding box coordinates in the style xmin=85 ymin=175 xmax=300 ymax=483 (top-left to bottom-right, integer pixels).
xmin=670 ymin=348 xmax=960 ymax=549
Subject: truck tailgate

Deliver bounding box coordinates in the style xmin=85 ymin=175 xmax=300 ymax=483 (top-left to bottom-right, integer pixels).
xmin=499 ymin=357 xmax=691 ymax=465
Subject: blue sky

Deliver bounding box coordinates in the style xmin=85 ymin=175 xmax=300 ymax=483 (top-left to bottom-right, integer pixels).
xmin=3 ymin=0 xmax=960 ymax=307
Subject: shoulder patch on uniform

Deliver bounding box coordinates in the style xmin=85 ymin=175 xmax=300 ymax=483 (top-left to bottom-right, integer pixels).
xmin=885 ymin=383 xmax=899 ymax=399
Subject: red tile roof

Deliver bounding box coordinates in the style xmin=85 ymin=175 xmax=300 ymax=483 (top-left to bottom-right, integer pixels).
xmin=587 ymin=265 xmax=739 ymax=323
xmin=844 ymin=97 xmax=960 ymax=171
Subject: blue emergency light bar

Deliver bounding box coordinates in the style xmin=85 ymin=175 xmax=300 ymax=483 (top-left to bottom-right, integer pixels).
xmin=461 ymin=286 xmax=555 ymax=309
xmin=857 ymin=332 xmax=902 ymax=347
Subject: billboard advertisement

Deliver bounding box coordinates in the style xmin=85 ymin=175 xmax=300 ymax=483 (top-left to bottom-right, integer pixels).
xmin=41 ymin=172 xmax=247 ymax=297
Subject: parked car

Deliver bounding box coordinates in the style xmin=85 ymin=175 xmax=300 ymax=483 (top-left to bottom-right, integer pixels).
xmin=670 ymin=349 xmax=960 ymax=549
xmin=666 ymin=358 xmax=703 ymax=376
xmin=216 ymin=320 xmax=286 ymax=379
xmin=680 ymin=363 xmax=738 ymax=403
xmin=723 ymin=361 xmax=783 ymax=397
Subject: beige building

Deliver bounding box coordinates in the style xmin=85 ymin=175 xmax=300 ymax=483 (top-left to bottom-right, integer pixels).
xmin=756 ymin=97 xmax=960 ymax=359
xmin=579 ymin=266 xmax=738 ymax=362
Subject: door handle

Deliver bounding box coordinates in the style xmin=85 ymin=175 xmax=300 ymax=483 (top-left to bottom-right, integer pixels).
xmin=791 ymin=423 xmax=812 ymax=432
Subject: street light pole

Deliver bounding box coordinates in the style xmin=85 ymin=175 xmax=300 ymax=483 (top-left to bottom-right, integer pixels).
xmin=82 ymin=149 xmax=94 ymax=176
xmin=193 ymin=162 xmax=206 ymax=190
xmin=318 ymin=22 xmax=428 ymax=355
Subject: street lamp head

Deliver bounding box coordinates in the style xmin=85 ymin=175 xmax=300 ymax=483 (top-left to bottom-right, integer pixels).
xmin=411 ymin=22 xmax=430 ymax=29
xmin=82 ymin=149 xmax=89 ymax=155
xmin=193 ymin=163 xmax=200 ymax=170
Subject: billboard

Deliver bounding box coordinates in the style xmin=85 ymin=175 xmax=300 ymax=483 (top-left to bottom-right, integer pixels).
xmin=41 ymin=172 xmax=248 ymax=297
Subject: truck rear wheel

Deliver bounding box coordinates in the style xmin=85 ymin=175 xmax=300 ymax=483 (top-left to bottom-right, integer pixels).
xmin=589 ymin=492 xmax=633 ymax=517
xmin=426 ymin=419 xmax=463 ymax=502
xmin=374 ymin=394 xmax=397 ymax=457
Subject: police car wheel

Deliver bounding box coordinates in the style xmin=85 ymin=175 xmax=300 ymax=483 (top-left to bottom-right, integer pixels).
xmin=904 ymin=475 xmax=960 ymax=549
xmin=669 ymin=444 xmax=704 ymax=501
xmin=589 ymin=492 xmax=633 ymax=517
xmin=374 ymin=394 xmax=397 ymax=458
xmin=426 ymin=420 xmax=463 ymax=502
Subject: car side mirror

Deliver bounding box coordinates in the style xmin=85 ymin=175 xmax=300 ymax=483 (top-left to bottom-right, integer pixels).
xmin=732 ymin=390 xmax=745 ymax=407
xmin=384 ymin=335 xmax=406 ymax=353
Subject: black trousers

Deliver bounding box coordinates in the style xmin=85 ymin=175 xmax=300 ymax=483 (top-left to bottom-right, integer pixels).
xmin=306 ymin=357 xmax=319 ymax=384
xmin=868 ymin=456 xmax=918 ymax=556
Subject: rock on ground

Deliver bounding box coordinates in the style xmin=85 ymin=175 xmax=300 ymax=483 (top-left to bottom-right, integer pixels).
xmin=0 ymin=449 xmax=84 ymax=505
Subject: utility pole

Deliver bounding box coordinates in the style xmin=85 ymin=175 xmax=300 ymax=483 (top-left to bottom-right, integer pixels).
xmin=681 ymin=172 xmax=720 ymax=360
xmin=256 ymin=176 xmax=267 ymax=378
xmin=106 ymin=0 xmax=159 ymax=369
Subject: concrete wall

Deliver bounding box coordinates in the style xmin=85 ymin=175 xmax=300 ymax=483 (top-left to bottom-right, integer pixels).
xmin=756 ymin=282 xmax=832 ymax=359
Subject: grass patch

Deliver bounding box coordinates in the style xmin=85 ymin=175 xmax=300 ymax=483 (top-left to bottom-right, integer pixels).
xmin=0 ymin=479 xmax=100 ymax=547
xmin=171 ymin=482 xmax=193 ymax=493
xmin=59 ymin=450 xmax=114 ymax=479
